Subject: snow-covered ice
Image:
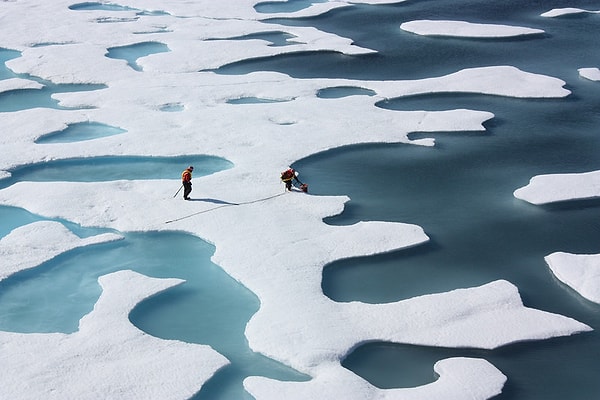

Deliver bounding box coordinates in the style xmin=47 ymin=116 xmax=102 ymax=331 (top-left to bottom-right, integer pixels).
xmin=579 ymin=67 xmax=600 ymax=81
xmin=546 ymin=252 xmax=600 ymax=304
xmin=0 ymin=77 xmax=43 ymax=94
xmin=541 ymin=7 xmax=600 ymax=18
xmin=514 ymin=170 xmax=600 ymax=205
xmin=400 ymin=20 xmax=544 ymax=38
xmin=0 ymin=0 xmax=595 ymax=399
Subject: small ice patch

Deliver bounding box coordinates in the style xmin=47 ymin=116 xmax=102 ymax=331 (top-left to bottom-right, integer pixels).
xmin=579 ymin=67 xmax=600 ymax=81
xmin=541 ymin=8 xmax=600 ymax=18
xmin=400 ymin=20 xmax=544 ymax=38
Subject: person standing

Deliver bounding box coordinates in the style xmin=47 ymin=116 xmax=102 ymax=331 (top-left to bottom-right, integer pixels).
xmin=181 ymin=166 xmax=193 ymax=200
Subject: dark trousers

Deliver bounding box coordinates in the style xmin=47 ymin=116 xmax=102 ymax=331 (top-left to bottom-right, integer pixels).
xmin=183 ymin=181 xmax=192 ymax=199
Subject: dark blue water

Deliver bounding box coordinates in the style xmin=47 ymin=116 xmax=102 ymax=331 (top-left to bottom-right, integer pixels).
xmin=221 ymin=0 xmax=600 ymax=83
xmin=296 ymin=135 xmax=600 ymax=398
xmin=317 ymin=86 xmax=376 ymax=98
xmin=228 ymin=1 xmax=600 ymax=398
xmin=208 ymin=32 xmax=299 ymax=47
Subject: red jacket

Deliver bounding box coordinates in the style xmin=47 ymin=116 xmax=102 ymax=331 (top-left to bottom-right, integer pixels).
xmin=281 ymin=168 xmax=295 ymax=182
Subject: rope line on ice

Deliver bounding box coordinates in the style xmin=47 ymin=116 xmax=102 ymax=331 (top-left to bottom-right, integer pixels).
xmin=164 ymin=192 xmax=287 ymax=224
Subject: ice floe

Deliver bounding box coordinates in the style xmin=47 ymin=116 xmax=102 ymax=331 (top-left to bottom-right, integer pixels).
xmin=400 ymin=20 xmax=544 ymax=38
xmin=541 ymin=8 xmax=600 ymax=17
xmin=546 ymin=252 xmax=600 ymax=304
xmin=513 ymin=170 xmax=600 ymax=205
xmin=0 ymin=77 xmax=43 ymax=94
xmin=579 ymin=67 xmax=600 ymax=81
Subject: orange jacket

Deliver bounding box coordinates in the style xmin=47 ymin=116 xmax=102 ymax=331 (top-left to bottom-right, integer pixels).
xmin=182 ymin=169 xmax=192 ymax=182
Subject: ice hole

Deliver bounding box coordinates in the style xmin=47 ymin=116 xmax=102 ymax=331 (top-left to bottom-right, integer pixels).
xmin=254 ymin=0 xmax=328 ymax=14
xmin=35 ymin=121 xmax=126 ymax=143
xmin=317 ymin=86 xmax=376 ymax=99
xmin=69 ymin=2 xmax=138 ymax=12
xmin=158 ymin=102 xmax=184 ymax=112
xmin=106 ymin=42 xmax=170 ymax=71
xmin=209 ymin=32 xmax=299 ymax=47
xmin=227 ymin=97 xmax=292 ymax=104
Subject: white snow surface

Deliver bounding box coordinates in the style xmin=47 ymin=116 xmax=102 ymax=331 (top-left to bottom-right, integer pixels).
xmin=0 ymin=77 xmax=43 ymax=94
xmin=400 ymin=20 xmax=544 ymax=38
xmin=579 ymin=67 xmax=600 ymax=81
xmin=514 ymin=170 xmax=600 ymax=205
xmin=546 ymin=252 xmax=600 ymax=304
xmin=0 ymin=1 xmax=592 ymax=399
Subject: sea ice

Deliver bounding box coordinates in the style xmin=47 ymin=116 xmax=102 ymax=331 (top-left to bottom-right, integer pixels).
xmin=541 ymin=8 xmax=600 ymax=17
xmin=0 ymin=77 xmax=43 ymax=94
xmin=579 ymin=67 xmax=600 ymax=81
xmin=400 ymin=20 xmax=544 ymax=38
xmin=546 ymin=252 xmax=600 ymax=304
xmin=0 ymin=0 xmax=594 ymax=399
xmin=513 ymin=170 xmax=600 ymax=205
